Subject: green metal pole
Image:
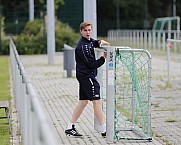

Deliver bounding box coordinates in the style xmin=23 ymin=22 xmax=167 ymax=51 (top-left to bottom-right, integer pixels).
xmin=173 ymin=0 xmax=176 ymax=17
xmin=144 ymin=0 xmax=148 ymax=29
xmin=116 ymin=0 xmax=120 ymax=29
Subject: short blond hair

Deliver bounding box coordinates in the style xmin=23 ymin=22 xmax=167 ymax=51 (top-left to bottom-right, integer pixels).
xmin=80 ymin=21 xmax=92 ymax=30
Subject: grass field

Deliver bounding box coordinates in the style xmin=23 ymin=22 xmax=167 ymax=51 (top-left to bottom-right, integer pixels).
xmin=0 ymin=56 xmax=11 ymax=145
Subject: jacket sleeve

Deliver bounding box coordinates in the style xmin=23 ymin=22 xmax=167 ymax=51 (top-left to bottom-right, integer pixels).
xmin=77 ymin=44 xmax=105 ymax=69
xmin=92 ymin=39 xmax=100 ymax=48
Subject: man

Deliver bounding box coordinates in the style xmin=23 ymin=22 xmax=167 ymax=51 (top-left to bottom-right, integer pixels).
xmin=65 ymin=21 xmax=110 ymax=137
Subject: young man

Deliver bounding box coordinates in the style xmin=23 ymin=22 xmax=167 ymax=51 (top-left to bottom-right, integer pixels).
xmin=65 ymin=21 xmax=110 ymax=137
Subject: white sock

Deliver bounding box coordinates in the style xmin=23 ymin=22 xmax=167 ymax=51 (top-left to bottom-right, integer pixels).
xmin=67 ymin=123 xmax=74 ymax=129
xmin=100 ymin=123 xmax=106 ymax=133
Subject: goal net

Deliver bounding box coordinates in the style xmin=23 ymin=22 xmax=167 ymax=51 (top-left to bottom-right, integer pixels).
xmin=97 ymin=46 xmax=152 ymax=141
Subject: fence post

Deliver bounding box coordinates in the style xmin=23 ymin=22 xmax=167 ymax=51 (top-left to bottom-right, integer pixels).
xmin=162 ymin=32 xmax=166 ymax=50
xmin=157 ymin=31 xmax=161 ymax=50
xmin=148 ymin=31 xmax=152 ymax=49
xmin=144 ymin=30 xmax=148 ymax=49
xmin=167 ymin=40 xmax=171 ymax=83
xmin=152 ymin=30 xmax=156 ymax=49
xmin=136 ymin=31 xmax=140 ymax=48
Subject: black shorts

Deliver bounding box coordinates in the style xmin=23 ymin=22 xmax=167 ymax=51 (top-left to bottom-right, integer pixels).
xmin=77 ymin=77 xmax=101 ymax=101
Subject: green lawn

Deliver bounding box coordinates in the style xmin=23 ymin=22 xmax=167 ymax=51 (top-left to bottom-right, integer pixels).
xmin=0 ymin=56 xmax=11 ymax=145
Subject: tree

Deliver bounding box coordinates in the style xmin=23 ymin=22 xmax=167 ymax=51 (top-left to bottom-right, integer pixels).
xmin=35 ymin=0 xmax=64 ymax=18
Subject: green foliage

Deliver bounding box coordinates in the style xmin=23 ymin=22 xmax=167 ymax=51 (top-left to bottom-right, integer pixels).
xmin=36 ymin=0 xmax=64 ymax=17
xmin=14 ymin=32 xmax=47 ymax=54
xmin=13 ymin=19 xmax=79 ymax=54
xmin=0 ymin=126 xmax=10 ymax=145
xmin=165 ymin=119 xmax=177 ymax=123
xmin=55 ymin=0 xmax=65 ymax=12
xmin=23 ymin=19 xmax=44 ymax=35
xmin=1 ymin=17 xmax=5 ymax=37
xmin=55 ymin=21 xmax=80 ymax=51
xmin=0 ymin=56 xmax=11 ymax=145
xmin=13 ymin=19 xmax=47 ymax=54
xmin=1 ymin=39 xmax=10 ymax=55
xmin=0 ymin=56 xmax=11 ymax=100
xmin=0 ymin=16 xmax=9 ymax=55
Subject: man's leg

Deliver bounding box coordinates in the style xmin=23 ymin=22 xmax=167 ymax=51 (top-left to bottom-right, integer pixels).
xmin=65 ymin=100 xmax=88 ymax=136
xmin=92 ymin=99 xmax=104 ymax=124
xmin=71 ymin=100 xmax=88 ymax=123
xmin=92 ymin=99 xmax=106 ymax=136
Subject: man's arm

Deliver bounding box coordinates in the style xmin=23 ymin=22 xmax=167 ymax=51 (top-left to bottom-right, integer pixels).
xmin=99 ymin=40 xmax=110 ymax=47
xmin=77 ymin=45 xmax=105 ymax=69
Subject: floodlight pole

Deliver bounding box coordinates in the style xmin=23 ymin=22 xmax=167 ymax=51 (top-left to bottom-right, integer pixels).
xmin=84 ymin=0 xmax=97 ymax=39
xmin=116 ymin=0 xmax=120 ymax=29
xmin=84 ymin=0 xmax=102 ymax=132
xmin=173 ymin=0 xmax=176 ymax=17
xmin=47 ymin=0 xmax=55 ymax=64
xmin=144 ymin=0 xmax=148 ymax=29
xmin=29 ymin=0 xmax=34 ymax=21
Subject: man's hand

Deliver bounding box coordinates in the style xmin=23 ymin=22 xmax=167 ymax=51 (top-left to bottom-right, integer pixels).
xmin=100 ymin=40 xmax=110 ymax=47
xmin=103 ymin=52 xmax=107 ymax=59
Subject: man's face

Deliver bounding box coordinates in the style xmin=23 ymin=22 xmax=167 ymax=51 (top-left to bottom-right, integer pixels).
xmin=80 ymin=25 xmax=92 ymax=40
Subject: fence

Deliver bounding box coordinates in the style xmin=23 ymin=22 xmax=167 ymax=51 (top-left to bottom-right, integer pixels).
xmin=96 ymin=46 xmax=152 ymax=142
xmin=108 ymin=29 xmax=181 ymax=52
xmin=166 ymin=38 xmax=181 ymax=88
xmin=10 ymin=39 xmax=57 ymax=145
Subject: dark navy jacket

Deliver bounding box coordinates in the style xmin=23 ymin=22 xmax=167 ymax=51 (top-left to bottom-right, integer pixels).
xmin=75 ymin=36 xmax=105 ymax=79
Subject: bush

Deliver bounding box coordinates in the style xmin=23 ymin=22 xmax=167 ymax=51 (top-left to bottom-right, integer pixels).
xmin=0 ymin=39 xmax=10 ymax=55
xmin=23 ymin=19 xmax=43 ymax=35
xmin=55 ymin=21 xmax=80 ymax=51
xmin=13 ymin=19 xmax=80 ymax=54
xmin=0 ymin=16 xmax=10 ymax=55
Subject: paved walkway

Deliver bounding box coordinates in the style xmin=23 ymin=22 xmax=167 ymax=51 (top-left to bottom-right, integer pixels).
xmin=18 ymin=50 xmax=181 ymax=145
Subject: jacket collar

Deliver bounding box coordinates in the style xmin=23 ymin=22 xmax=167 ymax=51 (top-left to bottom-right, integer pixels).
xmin=81 ymin=36 xmax=92 ymax=42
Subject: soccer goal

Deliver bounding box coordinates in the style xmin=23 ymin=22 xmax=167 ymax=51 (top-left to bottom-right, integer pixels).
xmin=96 ymin=46 xmax=152 ymax=142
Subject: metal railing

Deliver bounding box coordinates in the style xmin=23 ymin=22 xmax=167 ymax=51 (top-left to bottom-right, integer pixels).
xmin=10 ymin=39 xmax=57 ymax=145
xmin=108 ymin=29 xmax=181 ymax=52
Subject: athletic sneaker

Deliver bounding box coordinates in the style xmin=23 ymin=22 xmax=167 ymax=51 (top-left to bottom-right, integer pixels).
xmin=65 ymin=124 xmax=82 ymax=136
xmin=101 ymin=132 xmax=106 ymax=137
xmin=100 ymin=123 xmax=106 ymax=137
